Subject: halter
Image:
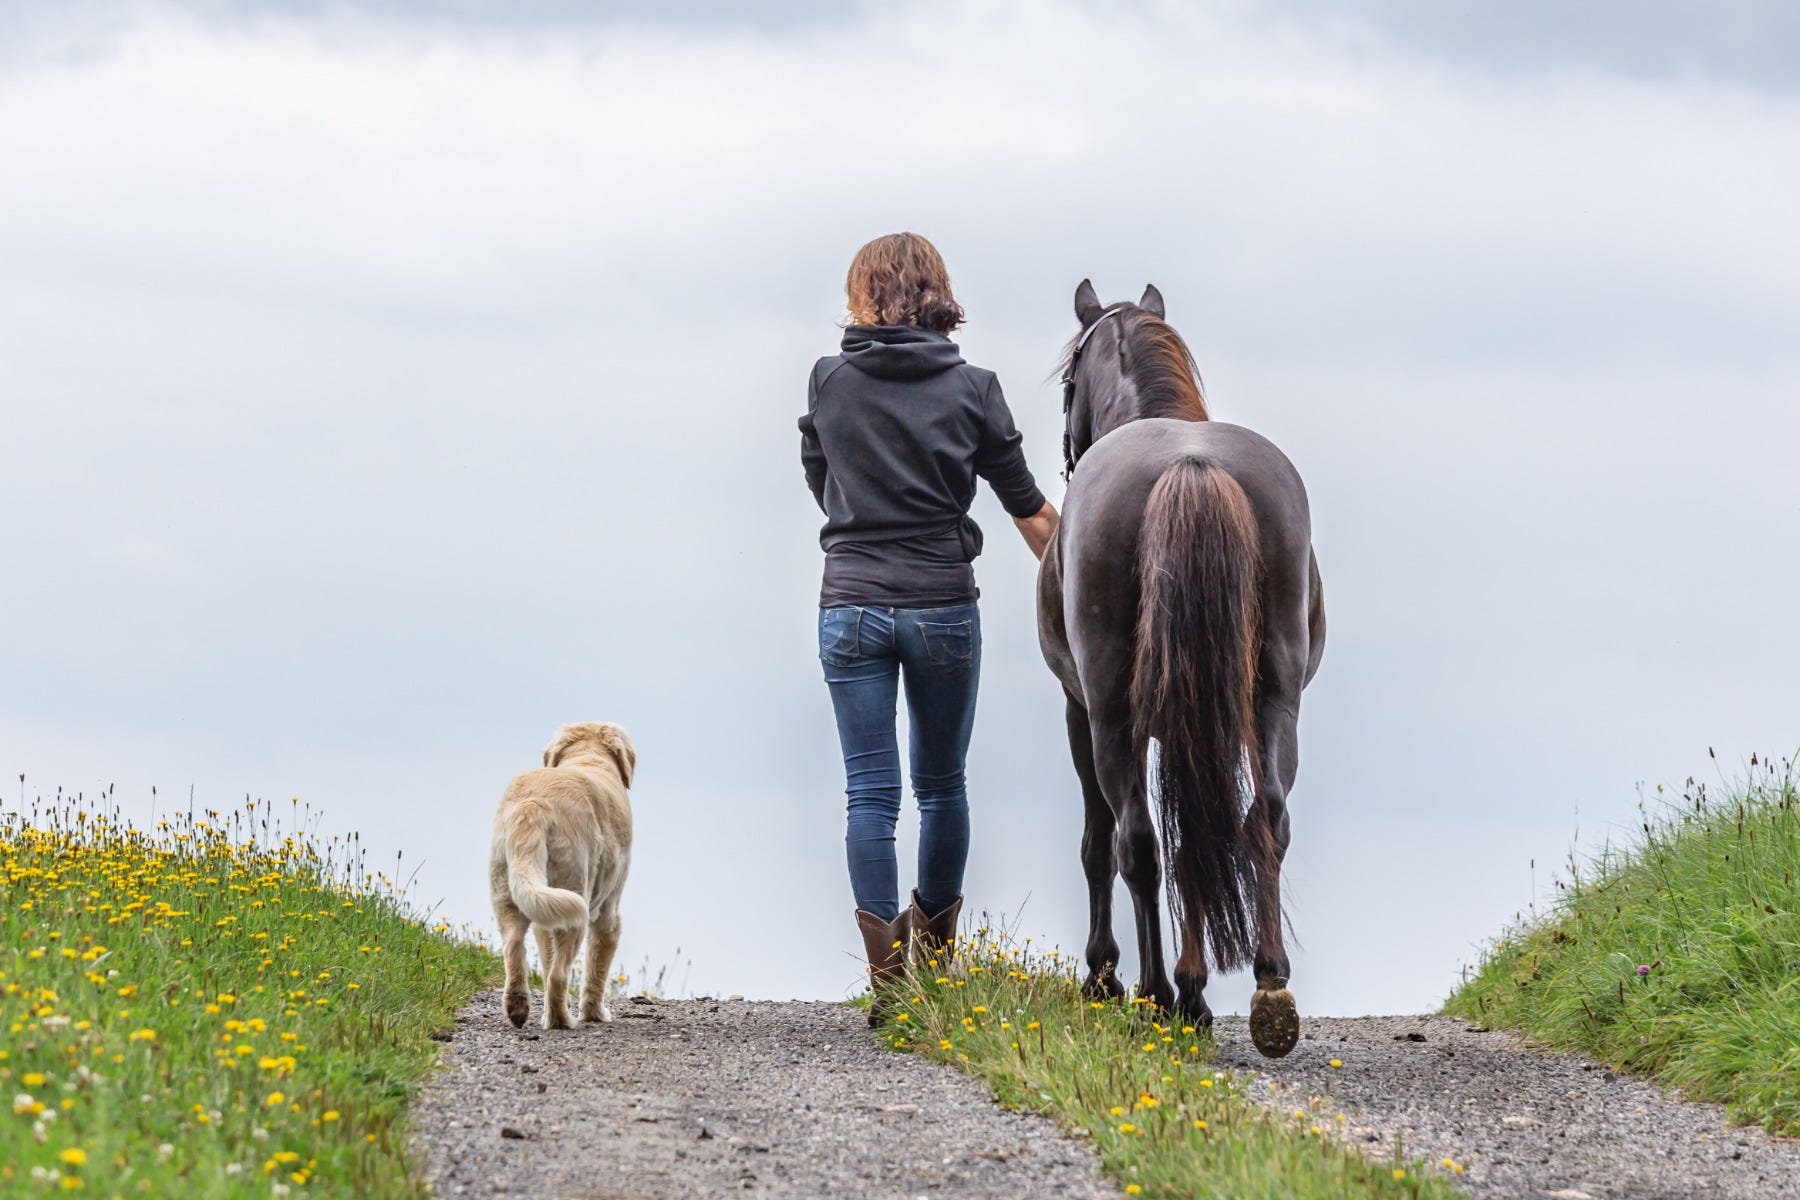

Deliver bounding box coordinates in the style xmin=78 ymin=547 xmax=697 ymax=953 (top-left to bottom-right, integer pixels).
xmin=1061 ymin=307 xmax=1126 ymax=481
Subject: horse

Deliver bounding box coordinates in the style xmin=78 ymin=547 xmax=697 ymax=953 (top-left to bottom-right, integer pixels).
xmin=1036 ymin=280 xmax=1326 ymax=1057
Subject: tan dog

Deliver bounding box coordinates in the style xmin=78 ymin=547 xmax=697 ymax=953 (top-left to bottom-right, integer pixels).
xmin=490 ymin=722 xmax=636 ymax=1029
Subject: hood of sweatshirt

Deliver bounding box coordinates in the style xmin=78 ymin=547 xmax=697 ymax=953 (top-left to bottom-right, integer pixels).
xmin=839 ymin=324 xmax=965 ymax=381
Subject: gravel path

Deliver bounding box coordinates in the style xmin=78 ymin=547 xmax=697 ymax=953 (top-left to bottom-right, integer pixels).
xmin=413 ymin=991 xmax=1114 ymax=1199
xmin=1214 ymin=1013 xmax=1800 ymax=1200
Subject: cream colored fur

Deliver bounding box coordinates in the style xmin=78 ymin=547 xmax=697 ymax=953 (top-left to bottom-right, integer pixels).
xmin=489 ymin=722 xmax=636 ymax=1029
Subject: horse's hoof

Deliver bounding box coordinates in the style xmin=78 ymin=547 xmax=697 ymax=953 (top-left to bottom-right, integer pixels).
xmin=1175 ymin=994 xmax=1215 ymax=1028
xmin=1249 ymin=986 xmax=1299 ymax=1058
xmin=504 ymin=992 xmax=530 ymax=1028
xmin=1083 ymin=970 xmax=1126 ymax=1002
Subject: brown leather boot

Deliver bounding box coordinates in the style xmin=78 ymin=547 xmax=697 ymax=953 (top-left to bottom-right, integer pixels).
xmin=908 ymin=890 xmax=963 ymax=968
xmin=855 ymin=908 xmax=911 ymax=1028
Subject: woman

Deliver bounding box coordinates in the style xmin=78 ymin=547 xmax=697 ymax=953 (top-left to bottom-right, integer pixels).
xmin=799 ymin=232 xmax=1058 ymax=1022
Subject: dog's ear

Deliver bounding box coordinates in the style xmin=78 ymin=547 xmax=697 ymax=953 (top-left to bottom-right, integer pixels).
xmin=600 ymin=725 xmax=636 ymax=788
xmin=542 ymin=725 xmax=579 ymax=768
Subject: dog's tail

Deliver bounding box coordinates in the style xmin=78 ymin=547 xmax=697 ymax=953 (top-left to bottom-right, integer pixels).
xmin=505 ymin=804 xmax=589 ymax=930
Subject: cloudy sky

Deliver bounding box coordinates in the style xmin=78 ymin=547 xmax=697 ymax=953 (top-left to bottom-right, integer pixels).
xmin=3 ymin=0 xmax=1796 ymax=1015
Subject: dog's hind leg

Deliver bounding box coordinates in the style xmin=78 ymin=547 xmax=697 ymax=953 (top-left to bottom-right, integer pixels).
xmin=543 ymin=927 xmax=580 ymax=1030
xmin=582 ymin=907 xmax=621 ymax=1023
xmin=533 ymin=926 xmax=552 ymax=984
xmin=497 ymin=905 xmax=532 ymax=1029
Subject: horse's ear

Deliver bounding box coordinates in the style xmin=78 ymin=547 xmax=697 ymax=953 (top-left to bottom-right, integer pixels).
xmin=1139 ymin=284 xmax=1165 ymax=318
xmin=1074 ymin=278 xmax=1104 ymax=327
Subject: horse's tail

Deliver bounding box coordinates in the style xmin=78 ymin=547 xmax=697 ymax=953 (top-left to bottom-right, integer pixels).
xmin=1131 ymin=456 xmax=1266 ymax=972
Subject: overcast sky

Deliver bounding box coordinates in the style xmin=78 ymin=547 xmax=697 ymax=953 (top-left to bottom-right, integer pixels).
xmin=3 ymin=0 xmax=1796 ymax=1015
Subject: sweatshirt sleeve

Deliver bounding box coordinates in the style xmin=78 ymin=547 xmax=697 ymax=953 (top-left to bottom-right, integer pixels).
xmin=974 ymin=374 xmax=1048 ymax=519
xmin=799 ymin=364 xmax=827 ymax=512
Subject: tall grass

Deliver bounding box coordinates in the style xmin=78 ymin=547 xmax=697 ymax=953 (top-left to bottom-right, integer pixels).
xmin=882 ymin=929 xmax=1465 ymax=1199
xmin=1446 ymin=755 xmax=1800 ymax=1134
xmin=1 ymin=789 xmax=498 ymax=1197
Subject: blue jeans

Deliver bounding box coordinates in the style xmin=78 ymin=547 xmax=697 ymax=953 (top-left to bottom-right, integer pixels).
xmin=819 ymin=603 xmax=981 ymax=923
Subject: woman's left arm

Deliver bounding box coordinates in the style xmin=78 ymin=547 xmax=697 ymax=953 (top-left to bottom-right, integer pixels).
xmin=974 ymin=375 xmax=1053 ymax=557
xmin=1012 ymin=500 xmax=1060 ymax=561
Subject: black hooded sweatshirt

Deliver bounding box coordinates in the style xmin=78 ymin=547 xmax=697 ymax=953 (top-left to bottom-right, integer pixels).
xmin=799 ymin=325 xmax=1046 ymax=608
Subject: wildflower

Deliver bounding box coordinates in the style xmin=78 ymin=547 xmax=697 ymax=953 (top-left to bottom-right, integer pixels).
xmin=1392 ymin=1169 xmax=1405 ymax=1181
xmin=1119 ymin=1122 xmax=1137 ymax=1133
xmin=23 ymin=1074 xmax=46 ymax=1088
xmin=322 ymin=1110 xmax=339 ymax=1122
xmin=1027 ymin=1021 xmax=1040 ymax=1031
xmin=1329 ymin=1058 xmax=1343 ymax=1068
xmin=1110 ymin=1106 xmax=1125 ymax=1116
xmin=1192 ymin=1119 xmax=1207 ymax=1130
xmin=1125 ymin=1187 xmax=1142 ymax=1195
xmin=1637 ymin=964 xmax=1651 ymax=977
xmin=59 ymin=1148 xmax=86 ymax=1167
xmin=939 ymin=1040 xmax=952 ymax=1051
xmin=127 ymin=1029 xmax=155 ymax=1043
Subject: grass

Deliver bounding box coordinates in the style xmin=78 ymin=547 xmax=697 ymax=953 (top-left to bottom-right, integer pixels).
xmin=878 ymin=930 xmax=1466 ymax=1200
xmin=1 ymin=791 xmax=498 ymax=1197
xmin=1445 ymin=754 xmax=1800 ymax=1135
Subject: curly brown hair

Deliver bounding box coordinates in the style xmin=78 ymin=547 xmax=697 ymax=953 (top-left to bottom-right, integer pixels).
xmin=844 ymin=232 xmax=966 ymax=332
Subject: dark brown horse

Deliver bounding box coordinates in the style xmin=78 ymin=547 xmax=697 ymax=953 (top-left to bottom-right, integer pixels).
xmin=1037 ymin=280 xmax=1325 ymax=1057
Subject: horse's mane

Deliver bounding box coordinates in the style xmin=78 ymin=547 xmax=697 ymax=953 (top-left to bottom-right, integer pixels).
xmin=1056 ymin=306 xmax=1208 ymax=421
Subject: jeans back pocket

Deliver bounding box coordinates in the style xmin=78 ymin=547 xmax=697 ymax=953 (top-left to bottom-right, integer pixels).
xmin=918 ymin=619 xmax=974 ymax=667
xmin=819 ymin=607 xmax=863 ymax=666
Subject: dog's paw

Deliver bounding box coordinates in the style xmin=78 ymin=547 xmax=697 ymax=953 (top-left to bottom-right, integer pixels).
xmin=504 ymin=992 xmax=530 ymax=1028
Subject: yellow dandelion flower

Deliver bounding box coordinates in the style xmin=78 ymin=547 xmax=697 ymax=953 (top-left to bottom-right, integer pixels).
xmin=1329 ymin=1058 xmax=1342 ymax=1068
xmin=59 ymin=1148 xmax=87 ymax=1167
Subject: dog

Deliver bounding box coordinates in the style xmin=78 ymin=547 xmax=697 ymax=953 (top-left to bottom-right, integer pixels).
xmin=490 ymin=722 xmax=636 ymax=1029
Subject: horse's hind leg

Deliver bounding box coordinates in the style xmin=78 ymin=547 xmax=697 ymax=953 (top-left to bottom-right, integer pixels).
xmin=1173 ymin=909 xmax=1212 ymax=1026
xmin=1067 ymin=697 xmax=1124 ymax=999
xmin=1247 ymin=693 xmax=1301 ymax=1057
xmin=1094 ymin=723 xmax=1174 ymax=1010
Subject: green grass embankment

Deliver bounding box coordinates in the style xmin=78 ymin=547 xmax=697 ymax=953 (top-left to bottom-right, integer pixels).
xmin=1 ymin=795 xmax=499 ymax=1197
xmin=1446 ymin=756 xmax=1800 ymax=1134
